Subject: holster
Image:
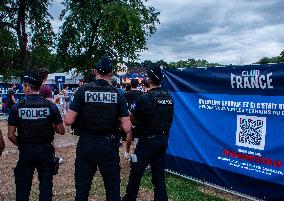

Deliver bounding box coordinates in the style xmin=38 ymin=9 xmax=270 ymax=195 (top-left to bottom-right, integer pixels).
xmin=52 ymin=156 xmax=60 ymax=175
xmin=71 ymin=118 xmax=81 ymax=136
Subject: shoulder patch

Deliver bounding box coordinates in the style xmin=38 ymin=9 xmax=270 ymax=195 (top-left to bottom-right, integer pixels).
xmin=156 ymin=99 xmax=173 ymax=105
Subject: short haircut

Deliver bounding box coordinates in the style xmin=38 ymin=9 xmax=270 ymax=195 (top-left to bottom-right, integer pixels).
xmin=23 ymin=82 xmax=40 ymax=91
xmin=130 ymin=79 xmax=139 ymax=88
xmin=142 ymin=79 xmax=150 ymax=88
xmin=39 ymin=68 xmax=49 ymax=81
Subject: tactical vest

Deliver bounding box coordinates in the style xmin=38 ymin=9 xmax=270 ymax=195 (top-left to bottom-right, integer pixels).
xmin=78 ymin=81 xmax=119 ymax=134
xmin=138 ymin=89 xmax=174 ymax=136
xmin=17 ymin=97 xmax=54 ymax=144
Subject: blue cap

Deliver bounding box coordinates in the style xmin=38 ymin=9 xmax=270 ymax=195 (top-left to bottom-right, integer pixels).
xmin=96 ymin=56 xmax=113 ymax=75
xmin=23 ymin=71 xmax=42 ymax=87
xmin=146 ymin=63 xmax=164 ymax=83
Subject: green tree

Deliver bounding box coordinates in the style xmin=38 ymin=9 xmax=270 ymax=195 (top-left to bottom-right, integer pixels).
xmin=256 ymin=51 xmax=284 ymax=64
xmin=126 ymin=61 xmax=142 ymax=68
xmin=279 ymin=50 xmax=284 ymax=63
xmin=57 ymin=0 xmax=159 ymax=73
xmin=0 ymin=0 xmax=55 ymax=74
xmin=163 ymin=58 xmax=223 ymax=69
xmin=258 ymin=57 xmax=270 ymax=64
xmin=168 ymin=62 xmax=176 ymax=69
xmin=0 ymin=26 xmax=18 ymax=78
xmin=141 ymin=60 xmax=153 ymax=68
xmin=29 ymin=47 xmax=60 ymax=71
xmin=156 ymin=60 xmax=168 ymax=68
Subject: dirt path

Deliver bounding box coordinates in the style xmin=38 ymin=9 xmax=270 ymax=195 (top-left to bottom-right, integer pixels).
xmin=0 ymin=121 xmax=156 ymax=201
xmin=0 ymin=121 xmax=248 ymax=201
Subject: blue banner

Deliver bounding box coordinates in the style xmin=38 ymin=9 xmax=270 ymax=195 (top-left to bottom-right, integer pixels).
xmin=55 ymin=76 xmax=65 ymax=83
xmin=164 ymin=64 xmax=284 ymax=200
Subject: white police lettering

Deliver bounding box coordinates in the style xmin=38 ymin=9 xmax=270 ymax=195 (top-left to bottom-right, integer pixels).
xmin=231 ymin=70 xmax=273 ymax=89
xmin=18 ymin=108 xmax=50 ymax=120
xmin=85 ymin=91 xmax=117 ymax=103
xmin=157 ymin=99 xmax=173 ymax=105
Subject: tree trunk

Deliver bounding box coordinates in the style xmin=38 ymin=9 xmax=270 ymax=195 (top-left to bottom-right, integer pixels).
xmin=17 ymin=0 xmax=28 ymax=72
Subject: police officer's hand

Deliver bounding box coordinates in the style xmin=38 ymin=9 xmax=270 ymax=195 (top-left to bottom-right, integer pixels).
xmin=125 ymin=131 xmax=132 ymax=154
xmin=124 ymin=152 xmax=130 ymax=160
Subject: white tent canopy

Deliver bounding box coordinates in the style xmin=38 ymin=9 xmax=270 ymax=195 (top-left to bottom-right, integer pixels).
xmin=46 ymin=69 xmax=84 ymax=84
xmin=1 ymin=69 xmax=84 ymax=84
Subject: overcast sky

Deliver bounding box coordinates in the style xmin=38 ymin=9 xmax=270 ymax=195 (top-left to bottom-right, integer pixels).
xmin=49 ymin=0 xmax=284 ymax=65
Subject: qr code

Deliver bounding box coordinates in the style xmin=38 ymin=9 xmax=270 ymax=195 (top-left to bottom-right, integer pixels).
xmin=236 ymin=115 xmax=267 ymax=150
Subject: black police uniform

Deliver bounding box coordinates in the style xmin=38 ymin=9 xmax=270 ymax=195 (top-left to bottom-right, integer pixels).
xmin=123 ymin=87 xmax=174 ymax=201
xmin=70 ymin=79 xmax=128 ymax=201
xmin=8 ymin=94 xmax=62 ymax=201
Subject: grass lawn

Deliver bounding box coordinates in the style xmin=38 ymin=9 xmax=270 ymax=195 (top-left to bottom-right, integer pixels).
xmin=141 ymin=172 xmax=227 ymax=201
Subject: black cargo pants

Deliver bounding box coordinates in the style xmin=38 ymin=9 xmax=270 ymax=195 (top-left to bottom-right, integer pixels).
xmin=123 ymin=135 xmax=168 ymax=201
xmin=15 ymin=143 xmax=54 ymax=201
xmin=75 ymin=135 xmax=121 ymax=201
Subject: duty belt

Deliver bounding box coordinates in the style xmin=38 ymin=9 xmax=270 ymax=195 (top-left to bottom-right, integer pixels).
xmin=18 ymin=143 xmax=54 ymax=151
xmin=80 ymin=134 xmax=116 ymax=140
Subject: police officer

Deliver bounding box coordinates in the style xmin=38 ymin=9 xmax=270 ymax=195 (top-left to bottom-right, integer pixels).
xmin=64 ymin=56 xmax=132 ymax=201
xmin=7 ymin=71 xmax=65 ymax=201
xmin=123 ymin=64 xmax=174 ymax=201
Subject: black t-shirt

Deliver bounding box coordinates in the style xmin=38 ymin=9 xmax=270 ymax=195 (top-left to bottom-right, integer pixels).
xmin=131 ymin=90 xmax=155 ymax=121
xmin=7 ymin=89 xmax=15 ymax=109
xmin=124 ymin=90 xmax=143 ymax=110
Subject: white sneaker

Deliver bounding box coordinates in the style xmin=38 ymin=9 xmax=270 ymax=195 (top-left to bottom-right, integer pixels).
xmin=146 ymin=165 xmax=151 ymax=170
xmin=58 ymin=157 xmax=64 ymax=164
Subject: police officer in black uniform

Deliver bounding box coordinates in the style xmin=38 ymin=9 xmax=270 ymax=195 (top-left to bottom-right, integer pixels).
xmin=123 ymin=64 xmax=174 ymax=201
xmin=8 ymin=71 xmax=65 ymax=201
xmin=64 ymin=56 xmax=132 ymax=201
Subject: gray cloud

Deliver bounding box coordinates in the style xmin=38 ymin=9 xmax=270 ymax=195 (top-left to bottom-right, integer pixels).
xmin=49 ymin=0 xmax=284 ymax=65
xmin=140 ymin=0 xmax=284 ymax=65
